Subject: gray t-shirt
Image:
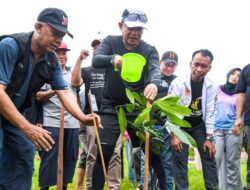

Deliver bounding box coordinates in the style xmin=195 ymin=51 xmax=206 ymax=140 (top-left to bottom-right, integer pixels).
xmin=42 ymin=69 xmax=80 ymax=128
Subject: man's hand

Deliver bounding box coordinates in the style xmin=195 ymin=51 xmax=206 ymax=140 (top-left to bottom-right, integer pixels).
xmin=82 ymin=113 xmax=102 ymax=128
xmin=112 ymin=55 xmax=122 ymax=70
xmin=144 ymin=83 xmax=158 ymax=101
xmin=79 ymin=49 xmax=89 ymax=61
xmin=203 ymin=140 xmax=215 ymax=158
xmin=232 ymin=118 xmax=243 ymax=135
xmin=23 ymin=124 xmax=55 ymax=151
xmin=171 ymin=134 xmax=183 ymax=152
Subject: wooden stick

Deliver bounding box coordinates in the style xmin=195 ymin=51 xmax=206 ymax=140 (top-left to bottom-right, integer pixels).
xmin=57 ymin=105 xmax=65 ymax=190
xmin=88 ymin=91 xmax=110 ymax=190
xmin=144 ymin=100 xmax=151 ymax=190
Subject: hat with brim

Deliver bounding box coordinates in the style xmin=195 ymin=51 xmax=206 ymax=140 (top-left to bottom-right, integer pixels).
xmin=38 ymin=8 xmax=74 ymax=38
xmin=162 ymin=58 xmax=177 ymax=65
xmin=161 ymin=51 xmax=178 ymax=65
xmin=56 ymin=41 xmax=70 ymax=51
xmin=124 ymin=20 xmax=147 ymax=29
xmin=47 ymin=22 xmax=73 ymax=39
xmin=56 ymin=47 xmax=70 ymax=51
xmin=121 ymin=9 xmax=148 ymax=29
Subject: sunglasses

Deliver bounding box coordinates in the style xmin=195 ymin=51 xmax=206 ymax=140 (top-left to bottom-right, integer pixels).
xmin=123 ymin=13 xmax=148 ymax=23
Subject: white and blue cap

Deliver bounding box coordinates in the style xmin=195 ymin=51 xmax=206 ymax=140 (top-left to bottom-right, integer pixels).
xmin=121 ymin=9 xmax=148 ymax=29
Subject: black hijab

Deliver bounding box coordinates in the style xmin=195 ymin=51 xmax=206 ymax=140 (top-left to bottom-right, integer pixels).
xmin=221 ymin=67 xmax=241 ymax=95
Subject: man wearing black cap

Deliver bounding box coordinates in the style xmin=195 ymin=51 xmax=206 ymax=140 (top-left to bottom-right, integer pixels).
xmin=37 ymin=7 xmax=74 ymax=38
xmin=0 ymin=8 xmax=100 ymax=189
xmin=91 ymin=9 xmax=166 ymax=190
xmin=140 ymin=51 xmax=178 ymax=190
xmin=72 ymin=39 xmax=122 ymax=190
xmin=157 ymin=51 xmax=178 ymax=96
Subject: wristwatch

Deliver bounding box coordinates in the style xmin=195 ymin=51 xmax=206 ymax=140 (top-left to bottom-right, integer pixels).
xmin=206 ymin=135 xmax=215 ymax=142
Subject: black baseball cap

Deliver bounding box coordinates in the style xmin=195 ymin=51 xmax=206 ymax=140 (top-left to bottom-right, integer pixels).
xmin=37 ymin=8 xmax=73 ymax=38
xmin=161 ymin=51 xmax=178 ymax=65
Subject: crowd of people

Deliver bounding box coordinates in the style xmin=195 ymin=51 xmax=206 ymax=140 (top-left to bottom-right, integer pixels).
xmin=0 ymin=6 xmax=249 ymax=190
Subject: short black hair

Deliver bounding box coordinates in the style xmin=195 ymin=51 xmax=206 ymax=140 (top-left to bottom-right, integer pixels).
xmin=192 ymin=49 xmax=213 ymax=62
xmin=91 ymin=39 xmax=101 ymax=48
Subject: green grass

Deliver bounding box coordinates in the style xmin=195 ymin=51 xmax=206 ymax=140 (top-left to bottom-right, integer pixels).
xmin=32 ymin=149 xmax=247 ymax=190
xmin=32 ymin=150 xmax=137 ymax=190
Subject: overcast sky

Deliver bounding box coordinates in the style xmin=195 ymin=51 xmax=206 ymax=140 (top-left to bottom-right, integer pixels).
xmin=2 ymin=0 xmax=250 ymax=85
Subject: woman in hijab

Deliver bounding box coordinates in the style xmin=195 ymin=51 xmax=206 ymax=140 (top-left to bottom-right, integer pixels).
xmin=214 ymin=68 xmax=243 ymax=190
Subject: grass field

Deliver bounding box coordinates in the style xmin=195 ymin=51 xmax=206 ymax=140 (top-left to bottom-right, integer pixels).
xmin=32 ymin=148 xmax=247 ymax=190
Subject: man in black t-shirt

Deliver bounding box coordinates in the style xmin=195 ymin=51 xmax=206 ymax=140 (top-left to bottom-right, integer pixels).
xmin=140 ymin=51 xmax=178 ymax=190
xmin=168 ymin=49 xmax=218 ymax=190
xmin=91 ymin=9 xmax=166 ymax=190
xmin=72 ymin=39 xmax=122 ymax=190
xmin=233 ymin=64 xmax=250 ymax=189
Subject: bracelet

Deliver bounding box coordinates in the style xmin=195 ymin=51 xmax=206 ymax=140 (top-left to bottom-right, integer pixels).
xmin=206 ymin=135 xmax=215 ymax=142
xmin=110 ymin=54 xmax=117 ymax=65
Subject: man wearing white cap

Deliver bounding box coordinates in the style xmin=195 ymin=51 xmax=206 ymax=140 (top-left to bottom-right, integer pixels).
xmin=91 ymin=9 xmax=166 ymax=190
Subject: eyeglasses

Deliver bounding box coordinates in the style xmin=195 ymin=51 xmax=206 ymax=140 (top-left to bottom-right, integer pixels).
xmin=192 ymin=62 xmax=211 ymax=69
xmin=123 ymin=13 xmax=148 ymax=23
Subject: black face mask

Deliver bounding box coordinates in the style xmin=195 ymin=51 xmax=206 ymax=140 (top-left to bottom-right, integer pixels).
xmin=221 ymin=68 xmax=241 ymax=95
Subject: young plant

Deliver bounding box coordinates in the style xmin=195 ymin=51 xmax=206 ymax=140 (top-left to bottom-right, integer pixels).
xmin=116 ymin=88 xmax=197 ymax=149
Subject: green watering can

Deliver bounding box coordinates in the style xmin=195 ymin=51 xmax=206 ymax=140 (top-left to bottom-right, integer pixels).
xmin=121 ymin=53 xmax=146 ymax=83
